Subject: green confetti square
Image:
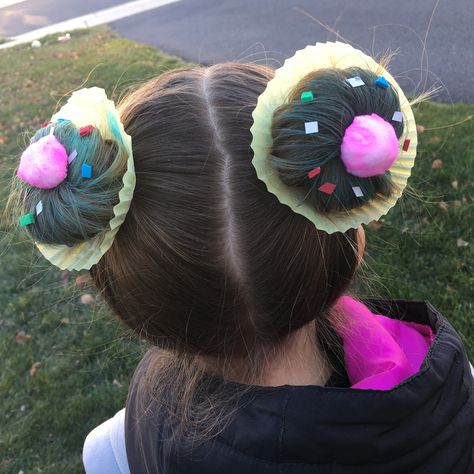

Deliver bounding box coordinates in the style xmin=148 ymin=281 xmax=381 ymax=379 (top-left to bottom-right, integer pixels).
xmin=300 ymin=91 xmax=314 ymax=103
xmin=19 ymin=213 xmax=35 ymax=227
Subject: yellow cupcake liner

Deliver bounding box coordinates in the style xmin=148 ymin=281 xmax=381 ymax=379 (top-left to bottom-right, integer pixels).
xmin=36 ymin=87 xmax=135 ymax=270
xmin=250 ymin=41 xmax=417 ymax=234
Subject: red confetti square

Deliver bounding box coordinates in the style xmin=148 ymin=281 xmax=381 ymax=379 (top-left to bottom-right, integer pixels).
xmin=79 ymin=125 xmax=95 ymax=137
xmin=402 ymin=138 xmax=410 ymax=152
xmin=318 ymin=182 xmax=337 ymax=195
xmin=41 ymin=121 xmax=50 ymax=128
xmin=307 ymin=167 xmax=321 ymax=179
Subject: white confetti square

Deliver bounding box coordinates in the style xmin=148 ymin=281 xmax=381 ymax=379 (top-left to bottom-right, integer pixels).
xmin=49 ymin=126 xmax=55 ymax=136
xmin=346 ymin=76 xmax=365 ymax=88
xmin=36 ymin=200 xmax=43 ymax=215
xmin=68 ymin=149 xmax=78 ymax=164
xmin=304 ymin=121 xmax=319 ymax=134
xmin=392 ymin=111 xmax=403 ymax=122
xmin=352 ymin=186 xmax=363 ymax=197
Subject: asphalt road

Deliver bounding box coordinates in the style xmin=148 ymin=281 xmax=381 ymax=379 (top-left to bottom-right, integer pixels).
xmin=110 ymin=0 xmax=473 ymax=103
xmin=1 ymin=0 xmax=472 ymax=103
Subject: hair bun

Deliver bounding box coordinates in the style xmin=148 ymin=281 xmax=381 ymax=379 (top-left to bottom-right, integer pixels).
xmin=269 ymin=67 xmax=403 ymax=213
xmin=18 ymin=120 xmax=128 ymax=246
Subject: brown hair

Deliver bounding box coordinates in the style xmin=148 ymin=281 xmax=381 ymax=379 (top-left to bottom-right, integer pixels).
xmin=85 ymin=63 xmax=364 ymax=440
xmin=93 ymin=63 xmax=359 ymax=352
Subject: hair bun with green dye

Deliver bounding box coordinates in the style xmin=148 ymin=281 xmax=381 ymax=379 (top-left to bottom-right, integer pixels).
xmin=19 ymin=120 xmax=129 ymax=247
xmin=270 ymin=67 xmax=404 ymax=213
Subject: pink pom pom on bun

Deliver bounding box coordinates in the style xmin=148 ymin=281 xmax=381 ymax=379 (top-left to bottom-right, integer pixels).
xmin=17 ymin=135 xmax=69 ymax=189
xmin=340 ymin=113 xmax=399 ymax=178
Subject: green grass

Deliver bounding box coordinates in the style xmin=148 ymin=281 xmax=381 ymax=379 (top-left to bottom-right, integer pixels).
xmin=0 ymin=26 xmax=473 ymax=473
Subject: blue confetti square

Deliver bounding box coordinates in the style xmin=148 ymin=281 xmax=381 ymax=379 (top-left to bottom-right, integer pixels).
xmin=375 ymin=76 xmax=390 ymax=89
xmin=82 ymin=163 xmax=92 ymax=179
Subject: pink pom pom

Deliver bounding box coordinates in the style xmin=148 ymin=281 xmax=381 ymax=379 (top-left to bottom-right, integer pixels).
xmin=340 ymin=114 xmax=399 ymax=178
xmin=17 ymin=135 xmax=69 ymax=189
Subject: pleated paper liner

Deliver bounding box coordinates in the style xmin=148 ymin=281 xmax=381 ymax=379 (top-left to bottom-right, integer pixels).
xmin=36 ymin=87 xmax=136 ymax=270
xmin=250 ymin=41 xmax=417 ymax=234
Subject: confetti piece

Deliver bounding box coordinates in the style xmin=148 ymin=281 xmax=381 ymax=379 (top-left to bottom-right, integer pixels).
xmin=392 ymin=111 xmax=403 ymax=122
xmin=432 ymin=159 xmax=443 ymax=169
xmin=318 ymin=182 xmax=336 ymax=195
xmin=307 ymin=167 xmax=321 ymax=179
xmin=375 ymin=76 xmax=390 ymax=89
xmin=35 ymin=200 xmax=43 ymax=215
xmin=68 ymin=149 xmax=78 ymax=164
xmin=304 ymin=121 xmax=319 ymax=134
xmin=79 ymin=125 xmax=94 ymax=137
xmin=49 ymin=126 xmax=55 ymax=135
xmin=402 ymin=138 xmax=410 ymax=151
xmin=301 ymin=91 xmax=314 ymax=102
xmin=41 ymin=120 xmax=50 ymax=128
xmin=56 ymin=118 xmax=66 ymax=123
xmin=81 ymin=163 xmax=92 ymax=179
xmin=346 ymin=76 xmax=365 ymax=88
xmin=352 ymin=186 xmax=363 ymax=197
xmin=19 ymin=213 xmax=35 ymax=227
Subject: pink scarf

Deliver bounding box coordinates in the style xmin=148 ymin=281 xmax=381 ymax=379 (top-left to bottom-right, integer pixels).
xmin=334 ymin=296 xmax=436 ymax=390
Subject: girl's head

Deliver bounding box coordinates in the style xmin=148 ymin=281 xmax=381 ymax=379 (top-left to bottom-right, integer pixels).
xmin=14 ymin=59 xmax=405 ymax=366
xmin=93 ymin=63 xmax=363 ymax=361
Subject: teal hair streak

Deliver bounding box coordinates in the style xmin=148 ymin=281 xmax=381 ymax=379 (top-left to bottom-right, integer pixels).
xmin=270 ymin=67 xmax=403 ymax=213
xmin=20 ymin=120 xmax=128 ymax=246
xmin=107 ymin=112 xmax=124 ymax=144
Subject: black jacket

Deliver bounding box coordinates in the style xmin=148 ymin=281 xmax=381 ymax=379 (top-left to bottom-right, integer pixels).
xmin=125 ymin=300 xmax=474 ymax=473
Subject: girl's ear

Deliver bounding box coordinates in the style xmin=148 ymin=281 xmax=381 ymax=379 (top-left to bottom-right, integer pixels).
xmin=357 ymin=225 xmax=366 ymax=268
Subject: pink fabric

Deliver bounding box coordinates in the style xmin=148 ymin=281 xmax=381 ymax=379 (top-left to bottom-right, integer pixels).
xmin=334 ymin=296 xmax=436 ymax=390
xmin=17 ymin=135 xmax=68 ymax=189
xmin=340 ymin=114 xmax=399 ymax=178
